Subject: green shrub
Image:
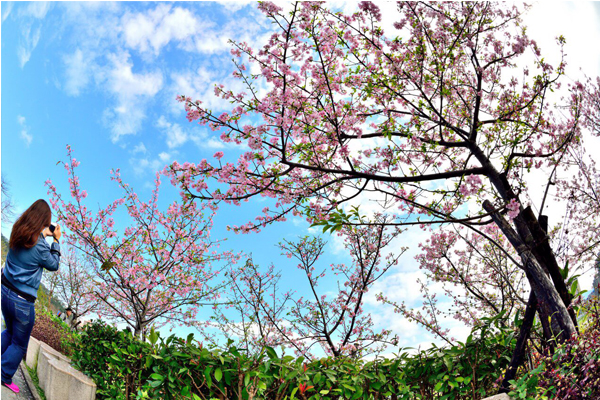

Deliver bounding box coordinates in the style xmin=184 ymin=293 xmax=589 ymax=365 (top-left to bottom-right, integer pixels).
xmin=70 ymin=320 xmax=152 ymax=399
xmin=71 ymin=314 xmax=514 ymax=400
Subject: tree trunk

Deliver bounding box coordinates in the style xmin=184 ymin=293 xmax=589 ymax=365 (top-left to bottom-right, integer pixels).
xmin=483 ymin=201 xmax=576 ymax=341
xmin=492 ymin=174 xmax=577 ymax=329
xmin=134 ymin=321 xmax=146 ymax=340
xmin=519 ymin=207 xmax=578 ymax=330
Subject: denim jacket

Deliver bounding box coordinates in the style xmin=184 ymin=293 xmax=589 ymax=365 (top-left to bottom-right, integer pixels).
xmin=3 ymin=233 xmax=60 ymax=299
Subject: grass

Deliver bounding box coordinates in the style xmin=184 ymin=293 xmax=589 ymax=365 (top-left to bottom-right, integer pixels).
xmin=25 ymin=365 xmax=47 ymax=400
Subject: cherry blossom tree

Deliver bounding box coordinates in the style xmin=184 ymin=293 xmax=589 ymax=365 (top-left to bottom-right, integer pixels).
xmin=41 ymin=263 xmax=61 ymax=301
xmin=166 ymin=2 xmax=600 ymax=349
xmin=555 ymin=77 xmax=600 ymax=267
xmin=379 ymin=222 xmax=528 ymax=345
xmin=211 ymin=219 xmax=404 ymax=359
xmin=51 ymin=246 xmax=100 ymax=320
xmin=46 ymin=146 xmax=236 ymax=338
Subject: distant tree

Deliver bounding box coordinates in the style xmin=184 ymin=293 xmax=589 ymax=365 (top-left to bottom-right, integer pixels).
xmin=45 ymin=246 xmax=100 ymax=320
xmin=1 ymin=174 xmax=15 ymax=224
xmin=1 ymin=234 xmax=9 ymax=266
xmin=46 ymin=146 xmax=238 ymax=338
xmin=213 ymin=219 xmax=404 ymax=359
xmin=382 ymin=223 xmax=527 ymax=343
xmin=41 ymin=262 xmax=61 ymax=300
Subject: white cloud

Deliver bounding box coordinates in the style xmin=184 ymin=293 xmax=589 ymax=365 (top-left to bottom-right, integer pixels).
xmin=55 ymin=3 xmax=123 ymax=96
xmin=107 ymin=52 xmax=162 ymax=97
xmin=158 ymin=151 xmax=172 ymax=163
xmin=17 ymin=24 xmax=41 ymax=67
xmin=59 ymin=2 xmax=122 ymax=49
xmin=156 ymin=116 xmax=189 ymax=149
xmin=215 ymin=1 xmax=253 ymax=13
xmin=130 ymin=157 xmax=164 ymax=177
xmin=21 ymin=2 xmax=51 ymax=19
xmin=192 ymin=131 xmax=228 ymax=150
xmin=167 ymin=66 xmax=226 ymax=114
xmin=129 ymin=148 xmax=175 ymax=177
xmin=103 ymin=51 xmax=163 ymax=142
xmin=55 ymin=3 xmax=164 ymax=141
xmin=123 ymin=4 xmax=205 ymax=56
xmin=121 ymin=3 xmax=268 ymax=58
xmin=155 ymin=114 xmax=239 ymax=151
xmin=17 ymin=115 xmax=33 ymax=147
xmin=43 ymin=2 xmax=270 ymax=142
xmin=2 ymin=2 xmax=13 ymax=22
xmin=190 ymin=8 xmax=268 ymax=55
xmin=63 ymin=49 xmax=91 ymax=96
xmin=132 ymin=142 xmax=147 ymax=154
xmin=367 ymin=269 xmax=429 ymax=307
xmin=14 ymin=2 xmax=51 ymax=68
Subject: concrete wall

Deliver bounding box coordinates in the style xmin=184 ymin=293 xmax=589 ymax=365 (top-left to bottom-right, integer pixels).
xmin=26 ymin=337 xmax=96 ymax=400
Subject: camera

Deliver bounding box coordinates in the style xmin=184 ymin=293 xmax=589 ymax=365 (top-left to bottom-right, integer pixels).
xmin=49 ymin=223 xmax=56 ymax=233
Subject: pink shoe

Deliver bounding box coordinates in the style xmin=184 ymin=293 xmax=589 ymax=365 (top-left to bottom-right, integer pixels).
xmin=2 ymin=381 xmax=19 ymax=393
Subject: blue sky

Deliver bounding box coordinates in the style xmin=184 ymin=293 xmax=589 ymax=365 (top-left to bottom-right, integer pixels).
xmin=0 ymin=1 xmax=292 ymax=256
xmin=2 ymin=1 xmax=600 ymax=354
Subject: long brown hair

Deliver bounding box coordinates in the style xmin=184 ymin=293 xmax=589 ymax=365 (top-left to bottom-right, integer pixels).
xmin=9 ymin=199 xmax=52 ymax=250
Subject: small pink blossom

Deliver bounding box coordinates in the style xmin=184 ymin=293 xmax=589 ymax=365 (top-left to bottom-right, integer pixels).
xmin=506 ymin=198 xmax=520 ymax=219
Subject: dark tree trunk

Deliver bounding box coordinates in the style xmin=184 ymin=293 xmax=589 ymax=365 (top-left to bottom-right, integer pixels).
xmin=498 ymin=214 xmax=568 ymax=394
xmin=483 ymin=201 xmax=576 ymax=341
xmin=520 ymin=207 xmax=578 ymax=330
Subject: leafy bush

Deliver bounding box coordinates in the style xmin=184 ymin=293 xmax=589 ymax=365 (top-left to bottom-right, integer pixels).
xmin=509 ymin=298 xmax=600 ymax=399
xmin=71 ymin=315 xmax=514 ymax=399
xmin=31 ymin=305 xmax=76 ymax=356
xmin=70 ymin=320 xmax=152 ymax=399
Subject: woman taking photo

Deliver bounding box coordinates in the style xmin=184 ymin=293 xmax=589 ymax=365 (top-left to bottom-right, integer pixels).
xmin=1 ymin=199 xmax=61 ymax=393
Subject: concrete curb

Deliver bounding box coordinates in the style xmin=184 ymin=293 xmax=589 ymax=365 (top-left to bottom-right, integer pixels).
xmin=20 ymin=360 xmax=43 ymax=400
xmin=45 ymin=358 xmax=96 ymax=400
xmin=26 ymin=337 xmax=96 ymax=400
xmin=25 ymin=336 xmax=42 ymax=370
xmin=482 ymin=394 xmax=513 ymax=400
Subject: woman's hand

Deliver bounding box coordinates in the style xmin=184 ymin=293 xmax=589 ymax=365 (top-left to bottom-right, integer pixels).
xmin=53 ymin=224 xmax=62 ymax=241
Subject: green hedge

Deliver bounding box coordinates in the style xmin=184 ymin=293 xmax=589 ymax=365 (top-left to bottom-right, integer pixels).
xmin=71 ymin=316 xmax=514 ymax=400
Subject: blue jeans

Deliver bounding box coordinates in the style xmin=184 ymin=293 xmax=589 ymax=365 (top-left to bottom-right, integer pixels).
xmin=1 ymin=285 xmax=35 ymax=384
